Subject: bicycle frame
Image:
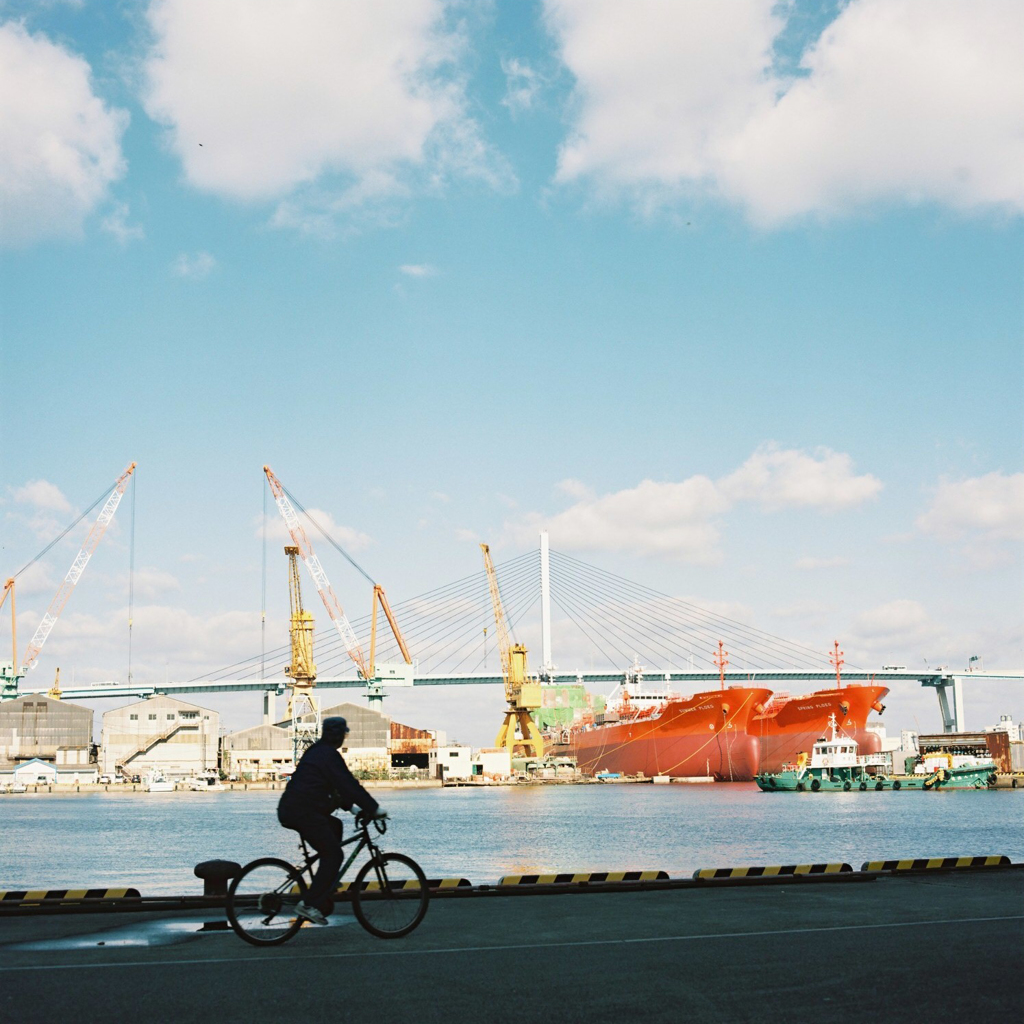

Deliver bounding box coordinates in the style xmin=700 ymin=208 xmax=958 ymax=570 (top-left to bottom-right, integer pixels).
xmin=298 ymin=818 xmax=381 ymax=893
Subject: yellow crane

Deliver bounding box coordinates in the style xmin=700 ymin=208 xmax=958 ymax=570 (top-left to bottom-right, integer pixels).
xmin=284 ymin=545 xmax=319 ymax=757
xmin=480 ymin=544 xmax=544 ymax=758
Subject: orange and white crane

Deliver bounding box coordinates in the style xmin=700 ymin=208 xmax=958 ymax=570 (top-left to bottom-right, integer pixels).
xmin=7 ymin=463 xmax=137 ymax=684
xmin=264 ymin=465 xmax=368 ymax=679
xmin=263 ymin=466 xmax=412 ymax=704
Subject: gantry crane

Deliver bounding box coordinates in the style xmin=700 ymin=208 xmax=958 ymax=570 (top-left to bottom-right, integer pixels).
xmin=480 ymin=543 xmax=544 ymax=757
xmin=264 ymin=466 xmax=413 ymax=707
xmin=1 ymin=462 xmax=136 ymax=699
xmin=284 ymin=545 xmax=320 ymax=758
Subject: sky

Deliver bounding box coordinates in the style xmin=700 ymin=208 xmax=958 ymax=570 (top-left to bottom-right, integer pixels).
xmin=1 ymin=0 xmax=1022 ymax=747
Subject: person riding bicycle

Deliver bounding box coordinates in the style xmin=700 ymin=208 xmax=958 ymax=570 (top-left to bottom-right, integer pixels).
xmin=278 ymin=716 xmax=385 ymax=925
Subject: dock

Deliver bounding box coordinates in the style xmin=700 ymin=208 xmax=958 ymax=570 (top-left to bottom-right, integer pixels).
xmin=1 ymin=865 xmax=1020 ymax=1022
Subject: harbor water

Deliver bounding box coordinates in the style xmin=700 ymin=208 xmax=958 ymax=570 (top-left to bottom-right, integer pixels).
xmin=1 ymin=785 xmax=1021 ymax=895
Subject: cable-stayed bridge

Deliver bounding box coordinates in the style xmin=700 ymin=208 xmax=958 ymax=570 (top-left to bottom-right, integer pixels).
xmin=13 ymin=541 xmax=1021 ymax=733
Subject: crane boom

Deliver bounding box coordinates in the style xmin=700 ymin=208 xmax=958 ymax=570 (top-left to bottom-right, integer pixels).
xmin=263 ymin=466 xmax=368 ymax=679
xmin=22 ymin=462 xmax=136 ymax=671
xmin=480 ymin=543 xmax=543 ymax=757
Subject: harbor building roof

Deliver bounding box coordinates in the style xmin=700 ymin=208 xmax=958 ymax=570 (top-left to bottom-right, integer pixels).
xmin=0 ymin=694 xmax=92 ymax=765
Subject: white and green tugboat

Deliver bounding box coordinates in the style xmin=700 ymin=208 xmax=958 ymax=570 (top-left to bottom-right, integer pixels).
xmin=756 ymin=714 xmax=997 ymax=792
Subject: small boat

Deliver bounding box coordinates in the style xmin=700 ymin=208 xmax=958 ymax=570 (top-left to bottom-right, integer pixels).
xmin=186 ymin=775 xmax=224 ymax=791
xmin=146 ymin=771 xmax=175 ymax=792
xmin=756 ymin=714 xmax=997 ymax=792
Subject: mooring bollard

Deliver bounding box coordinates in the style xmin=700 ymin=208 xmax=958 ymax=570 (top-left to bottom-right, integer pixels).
xmin=194 ymin=859 xmax=241 ymax=931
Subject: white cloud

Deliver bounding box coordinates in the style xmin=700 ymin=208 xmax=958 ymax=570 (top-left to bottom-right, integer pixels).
xmin=545 ymin=0 xmax=1024 ymax=222
xmin=12 ymin=479 xmax=72 ymax=513
xmin=131 ymin=567 xmax=181 ymax=600
xmin=171 ymin=251 xmax=216 ymax=278
xmin=260 ymin=507 xmax=372 ymax=554
xmin=100 ymin=201 xmax=144 ymax=244
xmin=847 ymin=599 xmax=944 ymax=660
xmin=510 ymin=445 xmax=880 ymax=561
xmin=400 ymin=263 xmax=437 ymax=277
xmin=501 ymin=57 xmax=542 ymax=115
xmin=916 ymin=471 xmax=1024 ymax=543
xmin=0 ymin=21 xmax=128 ymax=245
xmin=514 ymin=475 xmax=728 ymax=562
xmin=794 ymin=556 xmax=850 ymax=571
xmin=556 ymin=478 xmax=594 ymax=500
xmin=720 ymin=445 xmax=882 ymax=512
xmin=142 ymin=0 xmax=511 ymax=228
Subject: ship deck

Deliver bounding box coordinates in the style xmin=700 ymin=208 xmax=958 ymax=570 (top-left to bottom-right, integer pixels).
xmin=1 ymin=868 xmax=1020 ymax=1022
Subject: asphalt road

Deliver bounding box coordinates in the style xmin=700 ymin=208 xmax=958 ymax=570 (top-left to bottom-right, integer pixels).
xmin=1 ymin=871 xmax=1021 ymax=1024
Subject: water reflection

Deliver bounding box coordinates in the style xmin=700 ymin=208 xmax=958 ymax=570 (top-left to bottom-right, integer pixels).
xmin=1 ymin=786 xmax=1019 ymax=894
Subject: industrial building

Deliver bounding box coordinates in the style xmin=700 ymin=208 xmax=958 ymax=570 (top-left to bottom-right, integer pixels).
xmin=100 ymin=695 xmax=219 ymax=779
xmin=289 ymin=701 xmax=390 ymax=771
xmin=0 ymin=694 xmax=93 ymax=767
xmin=220 ymin=723 xmax=293 ymax=780
xmin=0 ymin=757 xmax=98 ymax=785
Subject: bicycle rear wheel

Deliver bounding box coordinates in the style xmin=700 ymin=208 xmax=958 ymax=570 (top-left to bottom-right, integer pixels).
xmin=351 ymin=852 xmax=429 ymax=938
xmin=226 ymin=858 xmax=308 ymax=946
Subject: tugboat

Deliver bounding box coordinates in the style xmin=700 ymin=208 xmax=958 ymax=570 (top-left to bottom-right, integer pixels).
xmin=756 ymin=714 xmax=997 ymax=792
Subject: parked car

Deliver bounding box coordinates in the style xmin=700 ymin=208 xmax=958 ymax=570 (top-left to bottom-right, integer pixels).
xmin=98 ymin=774 xmax=113 ymax=784
xmin=130 ymin=774 xmax=142 ymax=783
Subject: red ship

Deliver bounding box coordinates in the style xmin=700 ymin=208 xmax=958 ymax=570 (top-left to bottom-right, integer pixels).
xmin=569 ymin=685 xmax=774 ymax=781
xmin=750 ymin=684 xmax=889 ymax=774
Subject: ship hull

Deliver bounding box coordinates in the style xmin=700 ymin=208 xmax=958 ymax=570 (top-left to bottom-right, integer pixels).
xmin=571 ymin=687 xmax=773 ymax=781
xmin=751 ymin=685 xmax=889 ymax=775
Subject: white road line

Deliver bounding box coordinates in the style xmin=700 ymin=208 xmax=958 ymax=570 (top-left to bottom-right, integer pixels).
xmin=1 ymin=913 xmax=1020 ymax=972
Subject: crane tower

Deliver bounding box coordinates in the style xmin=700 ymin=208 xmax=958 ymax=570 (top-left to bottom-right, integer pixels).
xmin=480 ymin=543 xmax=544 ymax=758
xmin=284 ymin=545 xmax=320 ymax=758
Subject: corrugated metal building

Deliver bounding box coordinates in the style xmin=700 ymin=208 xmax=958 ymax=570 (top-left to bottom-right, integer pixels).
xmin=100 ymin=695 xmax=219 ymax=778
xmin=221 ymin=723 xmax=293 ymax=780
xmin=287 ymin=701 xmax=389 ymax=770
xmin=0 ymin=695 xmax=93 ymax=765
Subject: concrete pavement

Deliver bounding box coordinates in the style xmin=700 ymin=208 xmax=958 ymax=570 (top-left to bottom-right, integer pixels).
xmin=1 ymin=870 xmax=1021 ymax=1024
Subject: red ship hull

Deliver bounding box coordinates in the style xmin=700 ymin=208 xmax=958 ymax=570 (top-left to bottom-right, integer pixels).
xmin=570 ymin=687 xmax=773 ymax=781
xmin=750 ymin=685 xmax=890 ymax=774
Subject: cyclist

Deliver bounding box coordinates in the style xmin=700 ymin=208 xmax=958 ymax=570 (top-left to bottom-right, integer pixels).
xmin=278 ymin=716 xmax=385 ymax=925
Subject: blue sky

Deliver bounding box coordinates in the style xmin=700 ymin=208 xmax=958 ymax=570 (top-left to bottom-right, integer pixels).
xmin=2 ymin=0 xmax=1022 ymax=744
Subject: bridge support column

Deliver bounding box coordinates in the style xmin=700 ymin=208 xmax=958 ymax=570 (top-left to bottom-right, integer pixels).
xmin=262 ymin=689 xmax=275 ymax=726
xmin=923 ymin=676 xmax=964 ymax=733
xmin=540 ymin=531 xmax=552 ymax=678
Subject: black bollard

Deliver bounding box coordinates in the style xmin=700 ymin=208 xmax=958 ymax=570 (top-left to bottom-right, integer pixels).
xmin=194 ymin=859 xmax=241 ymax=931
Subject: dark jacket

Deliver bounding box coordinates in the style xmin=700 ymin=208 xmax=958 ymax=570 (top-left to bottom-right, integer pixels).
xmin=278 ymin=739 xmax=379 ymax=818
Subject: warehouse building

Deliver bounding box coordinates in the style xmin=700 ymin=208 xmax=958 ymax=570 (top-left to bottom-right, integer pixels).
xmin=0 ymin=694 xmax=93 ymax=766
xmin=221 ymin=723 xmax=293 ymax=780
xmin=100 ymin=695 xmax=219 ymax=779
xmin=289 ymin=701 xmax=390 ymax=771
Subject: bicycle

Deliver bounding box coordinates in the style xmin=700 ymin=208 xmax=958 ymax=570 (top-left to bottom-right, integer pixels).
xmin=226 ymin=813 xmax=429 ymax=946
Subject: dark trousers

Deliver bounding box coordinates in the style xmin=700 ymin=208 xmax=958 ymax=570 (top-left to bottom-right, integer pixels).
xmin=278 ymin=807 xmax=343 ymax=912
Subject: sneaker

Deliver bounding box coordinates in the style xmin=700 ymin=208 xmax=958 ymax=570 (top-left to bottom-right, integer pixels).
xmin=295 ymin=901 xmax=328 ymax=926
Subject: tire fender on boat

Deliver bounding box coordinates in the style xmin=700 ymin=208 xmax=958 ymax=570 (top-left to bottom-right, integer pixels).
xmin=811 ymin=779 xmax=821 ymax=792
xmin=796 ymin=782 xmax=805 ymax=792
xmin=893 ymin=780 xmax=901 ymax=790
xmin=843 ymin=781 xmax=851 ymax=791
xmin=875 ymin=781 xmax=884 ymax=791
xmin=859 ymin=782 xmax=867 ymax=791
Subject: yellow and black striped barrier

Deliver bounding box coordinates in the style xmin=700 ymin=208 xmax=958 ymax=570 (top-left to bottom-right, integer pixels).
xmin=336 ymin=877 xmax=471 ymax=893
xmin=0 ymin=888 xmax=141 ymax=904
xmin=499 ymin=871 xmax=670 ymax=886
xmin=861 ymin=855 xmax=1011 ymax=872
xmin=693 ymin=864 xmax=852 ymax=880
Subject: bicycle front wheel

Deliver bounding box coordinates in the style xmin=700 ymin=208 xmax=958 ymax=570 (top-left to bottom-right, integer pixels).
xmin=352 ymin=852 xmax=429 ymax=938
xmin=226 ymin=857 xmax=308 ymax=946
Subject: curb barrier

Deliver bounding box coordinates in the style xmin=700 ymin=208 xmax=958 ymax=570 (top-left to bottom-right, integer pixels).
xmin=861 ymin=855 xmax=1012 ymax=872
xmin=498 ymin=871 xmax=670 ymax=886
xmin=336 ymin=877 xmax=471 ymax=893
xmin=0 ymin=888 xmax=141 ymax=905
xmin=693 ymin=864 xmax=852 ymax=880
